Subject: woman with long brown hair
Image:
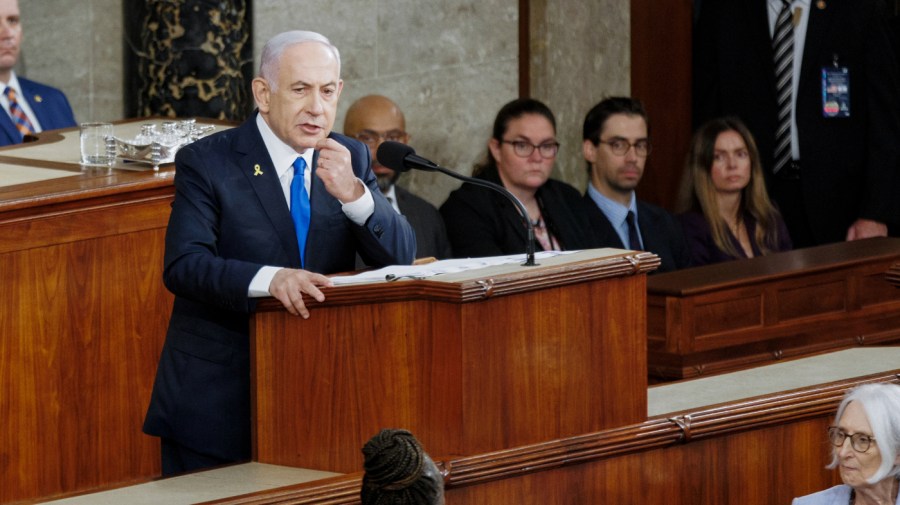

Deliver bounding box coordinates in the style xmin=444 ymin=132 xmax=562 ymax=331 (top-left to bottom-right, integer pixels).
xmin=678 ymin=117 xmax=791 ymax=266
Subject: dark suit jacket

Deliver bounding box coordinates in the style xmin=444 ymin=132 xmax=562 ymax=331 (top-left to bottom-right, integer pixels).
xmin=584 ymin=194 xmax=691 ymax=273
xmin=678 ymin=210 xmax=793 ymax=266
xmin=440 ymin=168 xmax=597 ymax=258
xmin=395 ymin=185 xmax=452 ymax=259
xmin=142 ymin=116 xmax=416 ymax=460
xmin=0 ymin=77 xmax=76 ymax=146
xmin=693 ymin=0 xmax=900 ymax=243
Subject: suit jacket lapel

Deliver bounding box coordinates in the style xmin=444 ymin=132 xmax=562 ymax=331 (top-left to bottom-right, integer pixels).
xmin=236 ymin=120 xmax=302 ymax=267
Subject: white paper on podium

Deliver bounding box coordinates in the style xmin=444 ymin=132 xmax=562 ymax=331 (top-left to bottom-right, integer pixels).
xmin=330 ymin=250 xmax=577 ymax=285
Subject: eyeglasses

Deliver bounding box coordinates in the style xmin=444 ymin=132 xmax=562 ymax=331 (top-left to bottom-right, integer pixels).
xmin=501 ymin=140 xmax=560 ymax=159
xmin=827 ymin=426 xmax=876 ymax=452
xmin=597 ymin=138 xmax=652 ymax=157
xmin=353 ymin=129 xmax=408 ymax=147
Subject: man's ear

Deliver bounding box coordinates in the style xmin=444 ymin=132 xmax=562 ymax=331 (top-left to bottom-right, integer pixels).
xmin=252 ymin=77 xmax=270 ymax=113
xmin=582 ymin=139 xmax=596 ymax=163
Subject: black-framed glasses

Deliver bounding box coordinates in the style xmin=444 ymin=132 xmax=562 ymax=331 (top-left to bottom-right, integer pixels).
xmin=501 ymin=140 xmax=560 ymax=159
xmin=597 ymin=138 xmax=652 ymax=157
xmin=354 ymin=129 xmax=408 ymax=147
xmin=827 ymin=426 xmax=876 ymax=452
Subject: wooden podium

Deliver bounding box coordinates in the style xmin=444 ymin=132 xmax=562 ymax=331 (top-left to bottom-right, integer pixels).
xmin=250 ymin=249 xmax=659 ymax=473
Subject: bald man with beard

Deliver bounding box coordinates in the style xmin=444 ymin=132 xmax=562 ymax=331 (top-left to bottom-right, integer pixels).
xmin=344 ymin=95 xmax=451 ymax=259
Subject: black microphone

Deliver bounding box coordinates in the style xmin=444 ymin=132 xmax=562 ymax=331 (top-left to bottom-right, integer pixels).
xmin=376 ymin=141 xmax=537 ymax=266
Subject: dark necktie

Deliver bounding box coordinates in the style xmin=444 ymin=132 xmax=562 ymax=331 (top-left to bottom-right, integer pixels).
xmin=290 ymin=157 xmax=311 ymax=267
xmin=772 ymin=0 xmax=793 ymax=174
xmin=5 ymin=86 xmax=35 ymax=137
xmin=626 ymin=211 xmax=642 ymax=250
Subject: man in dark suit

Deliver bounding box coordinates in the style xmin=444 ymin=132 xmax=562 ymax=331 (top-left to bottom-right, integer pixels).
xmin=142 ymin=31 xmax=416 ymax=476
xmin=343 ymin=94 xmax=451 ymax=259
xmin=0 ymin=0 xmax=76 ymax=146
xmin=582 ymin=97 xmax=691 ymax=273
xmin=693 ymin=0 xmax=900 ymax=246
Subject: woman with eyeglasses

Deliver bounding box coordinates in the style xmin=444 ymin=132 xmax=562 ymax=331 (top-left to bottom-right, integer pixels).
xmin=793 ymin=383 xmax=900 ymax=505
xmin=440 ymin=98 xmax=596 ymax=257
xmin=676 ymin=117 xmax=792 ymax=267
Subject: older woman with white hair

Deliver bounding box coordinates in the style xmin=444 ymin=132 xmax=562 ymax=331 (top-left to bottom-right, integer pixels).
xmin=793 ymin=383 xmax=900 ymax=505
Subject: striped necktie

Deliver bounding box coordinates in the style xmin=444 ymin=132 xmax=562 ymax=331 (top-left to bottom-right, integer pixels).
xmin=290 ymin=157 xmax=311 ymax=267
xmin=772 ymin=0 xmax=793 ymax=174
xmin=4 ymin=86 xmax=35 ymax=137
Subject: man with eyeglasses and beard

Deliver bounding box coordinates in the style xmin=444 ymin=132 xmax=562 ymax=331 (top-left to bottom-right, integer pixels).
xmin=582 ymin=97 xmax=691 ymax=273
xmin=344 ymin=95 xmax=451 ymax=260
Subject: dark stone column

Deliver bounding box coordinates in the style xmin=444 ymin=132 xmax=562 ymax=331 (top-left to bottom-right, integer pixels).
xmin=124 ymin=0 xmax=253 ymax=121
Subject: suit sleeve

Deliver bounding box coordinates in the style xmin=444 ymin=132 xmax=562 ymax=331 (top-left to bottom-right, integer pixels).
xmin=345 ymin=137 xmax=417 ymax=266
xmin=162 ymin=144 xmax=263 ymax=313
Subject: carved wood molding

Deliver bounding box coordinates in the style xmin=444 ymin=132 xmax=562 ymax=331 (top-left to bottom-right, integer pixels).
xmin=201 ymin=372 xmax=900 ymax=504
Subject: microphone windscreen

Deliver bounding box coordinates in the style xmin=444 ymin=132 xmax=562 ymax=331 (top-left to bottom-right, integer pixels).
xmin=376 ymin=141 xmax=415 ymax=172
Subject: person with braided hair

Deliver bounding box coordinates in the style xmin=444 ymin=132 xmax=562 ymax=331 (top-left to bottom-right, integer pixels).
xmin=361 ymin=429 xmax=445 ymax=505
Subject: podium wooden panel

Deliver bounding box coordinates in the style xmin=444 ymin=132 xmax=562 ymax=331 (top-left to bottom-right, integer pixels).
xmin=647 ymin=238 xmax=900 ymax=380
xmin=250 ymin=250 xmax=659 ymax=473
xmin=0 ymin=122 xmax=230 ymax=504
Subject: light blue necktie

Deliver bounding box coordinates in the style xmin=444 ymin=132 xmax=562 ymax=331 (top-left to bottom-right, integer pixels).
xmin=290 ymin=157 xmax=310 ymax=266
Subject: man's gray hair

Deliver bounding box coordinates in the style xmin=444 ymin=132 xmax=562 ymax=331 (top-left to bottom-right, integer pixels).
xmin=258 ymin=30 xmax=341 ymax=90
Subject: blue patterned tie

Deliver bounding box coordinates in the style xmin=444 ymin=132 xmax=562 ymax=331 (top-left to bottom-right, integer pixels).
xmin=4 ymin=87 xmax=35 ymax=137
xmin=290 ymin=157 xmax=311 ymax=267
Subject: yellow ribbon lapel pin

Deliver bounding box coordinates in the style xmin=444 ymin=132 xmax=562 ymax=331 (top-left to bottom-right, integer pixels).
xmin=253 ymin=164 xmax=263 ymax=176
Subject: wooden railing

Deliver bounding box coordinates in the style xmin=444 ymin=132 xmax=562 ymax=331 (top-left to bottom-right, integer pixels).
xmin=203 ymin=371 xmax=900 ymax=505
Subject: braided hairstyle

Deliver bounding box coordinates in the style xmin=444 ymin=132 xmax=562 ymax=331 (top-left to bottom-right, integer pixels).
xmin=361 ymin=429 xmax=444 ymax=505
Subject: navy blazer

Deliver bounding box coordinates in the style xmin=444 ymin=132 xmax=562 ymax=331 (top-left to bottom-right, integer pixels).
xmin=583 ymin=194 xmax=691 ymax=273
xmin=0 ymin=77 xmax=76 ymax=146
xmin=143 ymin=116 xmax=416 ymax=461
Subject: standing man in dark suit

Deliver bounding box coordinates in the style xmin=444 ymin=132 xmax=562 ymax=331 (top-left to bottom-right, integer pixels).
xmin=143 ymin=30 xmax=416 ymax=476
xmin=694 ymin=0 xmax=900 ymax=246
xmin=344 ymin=94 xmax=452 ymax=259
xmin=0 ymin=0 xmax=76 ymax=146
xmin=582 ymin=97 xmax=691 ymax=273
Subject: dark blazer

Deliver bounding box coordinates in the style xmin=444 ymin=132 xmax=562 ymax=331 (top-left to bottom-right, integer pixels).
xmin=142 ymin=116 xmax=416 ymax=461
xmin=693 ymin=0 xmax=900 ymax=243
xmin=583 ymin=194 xmax=691 ymax=273
xmin=395 ymin=185 xmax=452 ymax=259
xmin=0 ymin=77 xmax=76 ymax=146
xmin=440 ymin=168 xmax=597 ymax=258
xmin=678 ymin=210 xmax=793 ymax=266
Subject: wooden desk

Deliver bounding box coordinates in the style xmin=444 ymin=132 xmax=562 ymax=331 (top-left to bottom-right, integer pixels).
xmin=0 ymin=120 xmax=227 ymax=504
xmin=647 ymin=238 xmax=900 ymax=380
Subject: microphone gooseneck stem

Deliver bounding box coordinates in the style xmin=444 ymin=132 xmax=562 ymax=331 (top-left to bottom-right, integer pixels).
xmin=430 ymin=165 xmax=537 ymax=267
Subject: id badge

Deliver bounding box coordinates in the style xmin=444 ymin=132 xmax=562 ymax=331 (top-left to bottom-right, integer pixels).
xmin=821 ymin=66 xmax=850 ymax=118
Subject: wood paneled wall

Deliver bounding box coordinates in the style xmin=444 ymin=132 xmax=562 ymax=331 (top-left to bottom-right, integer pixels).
xmin=0 ymin=174 xmax=172 ymax=503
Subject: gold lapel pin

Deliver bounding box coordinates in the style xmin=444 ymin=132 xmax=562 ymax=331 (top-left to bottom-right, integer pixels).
xmin=816 ymin=0 xmax=826 ymax=9
xmin=253 ymin=164 xmax=263 ymax=176
xmin=34 ymin=95 xmax=43 ymax=103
